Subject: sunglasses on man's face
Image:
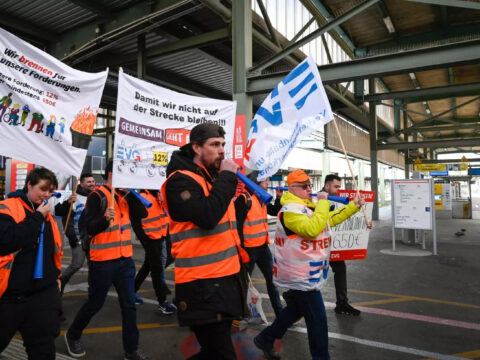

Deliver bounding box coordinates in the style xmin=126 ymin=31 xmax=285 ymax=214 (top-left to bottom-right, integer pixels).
xmin=291 ymin=184 xmax=312 ymax=190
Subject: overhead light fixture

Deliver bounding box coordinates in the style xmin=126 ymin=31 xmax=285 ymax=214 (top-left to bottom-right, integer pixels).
xmin=423 ymin=101 xmax=427 ymax=105
xmin=426 ymin=109 xmax=431 ymax=114
xmin=409 ymin=73 xmax=416 ymax=80
xmin=383 ymin=16 xmax=395 ymax=34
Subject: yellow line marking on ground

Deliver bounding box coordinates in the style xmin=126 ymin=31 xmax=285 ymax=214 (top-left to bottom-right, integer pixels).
xmin=424 ymin=349 xmax=480 ymax=360
xmin=62 ymin=292 xmax=87 ymax=297
xmin=353 ymin=297 xmax=416 ymax=307
xmin=137 ymin=289 xmax=154 ymax=294
xmin=57 ymin=323 xmax=178 ymax=336
xmin=323 ymin=287 xmax=480 ymax=309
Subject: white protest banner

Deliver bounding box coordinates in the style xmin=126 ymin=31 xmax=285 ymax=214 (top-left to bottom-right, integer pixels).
xmin=330 ymin=190 xmax=375 ymax=261
xmin=0 ymin=28 xmax=108 ymax=176
xmin=244 ymin=56 xmax=333 ymax=180
xmin=112 ymin=72 xmax=236 ymax=189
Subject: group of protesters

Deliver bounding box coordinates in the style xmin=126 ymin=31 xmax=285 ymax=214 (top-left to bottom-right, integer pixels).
xmin=0 ymin=123 xmax=365 ymax=360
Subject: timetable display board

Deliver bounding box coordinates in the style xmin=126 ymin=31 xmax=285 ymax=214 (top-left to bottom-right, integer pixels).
xmin=392 ymin=179 xmax=434 ymax=230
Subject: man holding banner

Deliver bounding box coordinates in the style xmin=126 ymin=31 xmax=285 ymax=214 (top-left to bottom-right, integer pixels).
xmin=323 ymin=174 xmax=361 ymax=316
xmin=254 ymin=169 xmax=364 ymax=360
xmin=161 ymin=123 xmax=248 ymax=360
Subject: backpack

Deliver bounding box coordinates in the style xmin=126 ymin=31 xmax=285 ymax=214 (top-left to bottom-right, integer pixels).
xmin=78 ymin=190 xmax=108 ymax=253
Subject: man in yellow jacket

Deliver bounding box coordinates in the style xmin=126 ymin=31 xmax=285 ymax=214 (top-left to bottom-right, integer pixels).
xmin=254 ymin=169 xmax=364 ymax=360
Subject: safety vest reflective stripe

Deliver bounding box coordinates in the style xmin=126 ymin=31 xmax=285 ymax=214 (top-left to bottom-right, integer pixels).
xmin=90 ymin=240 xmax=132 ymax=250
xmin=175 ymin=245 xmax=238 ymax=268
xmin=140 ymin=190 xmax=168 ymax=239
xmin=89 ymin=186 xmax=133 ymax=261
xmin=242 ymin=194 xmax=270 ymax=247
xmin=243 ymin=231 xmax=268 ymax=239
xmin=144 ymin=224 xmax=168 ymax=234
xmin=2 ymin=260 xmax=14 ymax=270
xmin=0 ymin=204 xmax=7 ymax=210
xmin=170 ymin=221 xmax=231 ymax=243
xmin=142 ymin=215 xmax=166 ymax=225
xmin=162 ymin=169 xmax=243 ymax=284
xmin=244 ymin=219 xmax=266 ymax=226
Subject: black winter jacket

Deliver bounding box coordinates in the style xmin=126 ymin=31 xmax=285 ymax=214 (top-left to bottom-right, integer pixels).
xmin=0 ymin=191 xmax=60 ymax=299
xmin=164 ymin=149 xmax=247 ymax=326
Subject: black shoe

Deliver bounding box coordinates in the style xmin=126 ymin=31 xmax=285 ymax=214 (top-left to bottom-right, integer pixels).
xmin=254 ymin=335 xmax=281 ymax=360
xmin=335 ymin=302 xmax=361 ymax=316
xmin=64 ymin=332 xmax=86 ymax=357
xmin=124 ymin=349 xmax=149 ymax=360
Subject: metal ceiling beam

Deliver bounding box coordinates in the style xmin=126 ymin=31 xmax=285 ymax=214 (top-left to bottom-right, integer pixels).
xmin=0 ymin=14 xmax=59 ymax=43
xmin=355 ymin=23 xmax=480 ymax=56
xmin=361 ymin=81 xmax=480 ymax=103
xmin=248 ymin=0 xmax=380 ymax=74
xmin=414 ymin=124 xmax=480 ymax=132
xmin=247 ymin=39 xmax=480 ymax=94
xmin=66 ymin=0 xmax=112 ymax=18
xmin=405 ymin=0 xmax=480 ymax=10
xmin=255 ymin=0 xmax=280 ymax=47
xmin=378 ymin=138 xmax=480 ymax=150
xmin=304 ymin=0 xmax=356 ymax=53
xmin=408 ymin=157 xmax=480 ymax=163
xmin=423 ymin=132 xmax=480 ymax=140
xmin=52 ymin=0 xmax=191 ymax=61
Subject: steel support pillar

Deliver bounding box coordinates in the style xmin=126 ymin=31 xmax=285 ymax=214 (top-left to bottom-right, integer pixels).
xmin=369 ymin=79 xmax=379 ymax=220
xmin=403 ymin=110 xmax=409 ymax=178
xmin=137 ymin=34 xmax=145 ymax=79
xmin=232 ymin=0 xmax=253 ymax=129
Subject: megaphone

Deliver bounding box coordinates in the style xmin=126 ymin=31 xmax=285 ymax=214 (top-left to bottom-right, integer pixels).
xmin=268 ymin=187 xmax=349 ymax=205
xmin=128 ymin=189 xmax=152 ymax=208
xmin=237 ymin=172 xmax=273 ymax=205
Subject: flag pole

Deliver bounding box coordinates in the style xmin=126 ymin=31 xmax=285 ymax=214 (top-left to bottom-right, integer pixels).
xmin=331 ymin=118 xmax=372 ymax=229
xmin=62 ymin=177 xmax=79 ymax=239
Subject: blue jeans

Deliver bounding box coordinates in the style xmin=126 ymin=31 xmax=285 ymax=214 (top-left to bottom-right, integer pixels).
xmin=256 ymin=289 xmax=329 ymax=360
xmin=245 ymin=244 xmax=283 ymax=316
xmin=68 ymin=257 xmax=138 ymax=353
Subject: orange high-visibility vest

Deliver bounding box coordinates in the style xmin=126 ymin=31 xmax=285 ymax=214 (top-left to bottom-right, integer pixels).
xmin=240 ymin=192 xmax=270 ymax=248
xmin=89 ymin=186 xmax=132 ymax=262
xmin=0 ymin=197 xmax=63 ymax=298
xmin=161 ymin=170 xmax=247 ymax=284
xmin=141 ymin=190 xmax=168 ymax=240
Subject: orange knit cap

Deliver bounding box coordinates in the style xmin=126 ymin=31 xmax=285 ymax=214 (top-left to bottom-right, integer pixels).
xmin=287 ymin=169 xmax=310 ymax=186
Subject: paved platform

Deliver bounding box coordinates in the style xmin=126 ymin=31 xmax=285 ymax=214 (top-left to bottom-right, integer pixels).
xmin=3 ymin=206 xmax=479 ymax=359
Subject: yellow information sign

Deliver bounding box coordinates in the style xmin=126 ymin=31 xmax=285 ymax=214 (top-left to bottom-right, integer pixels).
xmin=414 ymin=162 xmax=468 ymax=172
xmin=153 ymin=152 xmax=168 ymax=165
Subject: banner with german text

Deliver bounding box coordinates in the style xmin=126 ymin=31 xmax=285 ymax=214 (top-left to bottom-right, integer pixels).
xmin=0 ymin=28 xmax=108 ymax=176
xmin=112 ymin=72 xmax=236 ymax=189
xmin=330 ymin=190 xmax=375 ymax=261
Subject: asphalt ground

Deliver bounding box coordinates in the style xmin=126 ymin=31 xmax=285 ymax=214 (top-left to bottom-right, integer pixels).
xmin=3 ymin=206 xmax=480 ymax=360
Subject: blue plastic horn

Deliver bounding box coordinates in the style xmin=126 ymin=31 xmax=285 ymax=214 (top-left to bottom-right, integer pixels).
xmin=237 ymin=172 xmax=273 ymax=205
xmin=52 ymin=192 xmax=62 ymax=198
xmin=268 ymin=187 xmax=349 ymax=204
xmin=33 ymin=221 xmax=45 ymax=279
xmin=128 ymin=189 xmax=152 ymax=208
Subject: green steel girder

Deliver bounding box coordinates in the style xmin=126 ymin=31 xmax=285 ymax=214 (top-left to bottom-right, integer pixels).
xmin=90 ymin=27 xmax=230 ymax=68
xmin=414 ymin=123 xmax=480 ymax=132
xmin=248 ymin=0 xmax=380 ymax=74
xmin=66 ymin=0 xmax=112 ymax=18
xmin=51 ymin=0 xmax=188 ymax=60
xmin=0 ymin=13 xmax=59 ymax=43
xmin=377 ymin=138 xmax=480 ymax=150
xmin=422 ymin=132 xmax=480 ymax=140
xmin=355 ymin=24 xmax=480 ymax=56
xmin=361 ymin=81 xmax=480 ymax=103
xmin=405 ymin=0 xmax=480 ymax=10
xmin=408 ymin=157 xmax=480 ymax=163
xmin=428 ymin=118 xmax=480 ymax=126
xmin=247 ymin=39 xmax=480 ymax=94
xmin=304 ymin=0 xmax=356 ymax=53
